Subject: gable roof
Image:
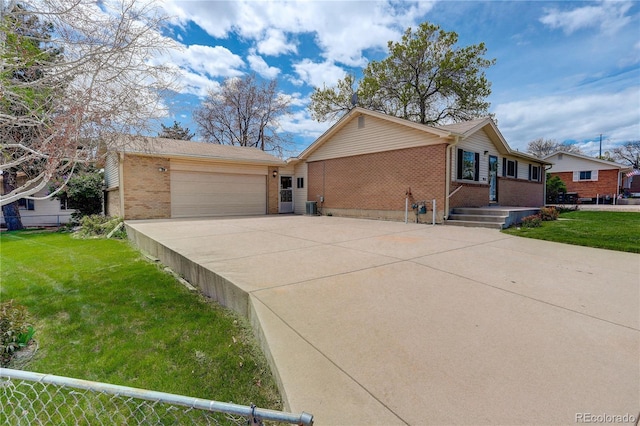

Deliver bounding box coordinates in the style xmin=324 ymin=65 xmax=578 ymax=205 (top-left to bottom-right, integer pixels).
xmin=295 ymin=108 xmax=550 ymax=165
xmin=111 ymin=136 xmax=285 ymax=166
xmin=542 ymin=150 xmax=630 ymax=170
xmin=438 ymin=117 xmax=550 ymax=164
xmin=296 ymin=107 xmax=453 ymax=161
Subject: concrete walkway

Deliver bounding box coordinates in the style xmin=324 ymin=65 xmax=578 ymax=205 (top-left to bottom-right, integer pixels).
xmin=126 ymin=216 xmax=639 ymax=425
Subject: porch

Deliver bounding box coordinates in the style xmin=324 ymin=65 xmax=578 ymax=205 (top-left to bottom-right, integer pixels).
xmin=446 ymin=206 xmax=541 ymax=229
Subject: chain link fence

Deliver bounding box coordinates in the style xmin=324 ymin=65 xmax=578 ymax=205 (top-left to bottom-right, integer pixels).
xmin=0 ymin=368 xmax=313 ymax=426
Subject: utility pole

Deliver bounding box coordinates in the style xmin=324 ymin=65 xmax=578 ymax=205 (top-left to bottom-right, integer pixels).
xmin=599 ymin=134 xmax=602 ymax=158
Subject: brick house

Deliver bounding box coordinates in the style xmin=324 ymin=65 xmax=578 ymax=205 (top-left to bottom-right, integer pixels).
xmin=104 ymin=137 xmax=285 ymax=220
xmin=542 ymin=151 xmax=631 ymax=204
xmin=288 ymin=107 xmax=549 ymax=223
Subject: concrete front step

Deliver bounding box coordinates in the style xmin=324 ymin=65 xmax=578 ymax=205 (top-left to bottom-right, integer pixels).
xmin=447 ymin=213 xmax=508 ymax=223
xmin=444 ymin=220 xmax=504 ymax=229
xmin=445 ymin=207 xmax=541 ymax=229
xmin=451 ymin=207 xmax=516 ymax=216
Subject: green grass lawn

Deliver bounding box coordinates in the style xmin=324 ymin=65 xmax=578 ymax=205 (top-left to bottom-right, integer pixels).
xmin=502 ymin=210 xmax=640 ymax=253
xmin=0 ymin=231 xmax=281 ymax=410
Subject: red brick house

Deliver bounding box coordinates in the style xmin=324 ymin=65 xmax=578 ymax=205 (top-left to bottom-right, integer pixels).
xmin=288 ymin=107 xmax=549 ymax=223
xmin=542 ymin=151 xmax=631 ymax=204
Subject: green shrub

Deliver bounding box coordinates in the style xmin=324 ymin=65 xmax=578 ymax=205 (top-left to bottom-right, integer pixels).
xmin=556 ymin=205 xmax=579 ymax=214
xmin=0 ymin=300 xmax=35 ymax=366
xmin=539 ymin=206 xmax=559 ymax=221
xmin=521 ymin=214 xmax=542 ymax=228
xmin=75 ymin=215 xmax=126 ymax=239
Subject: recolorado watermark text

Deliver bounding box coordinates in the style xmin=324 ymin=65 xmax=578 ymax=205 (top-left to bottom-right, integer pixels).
xmin=576 ymin=413 xmax=638 ymax=424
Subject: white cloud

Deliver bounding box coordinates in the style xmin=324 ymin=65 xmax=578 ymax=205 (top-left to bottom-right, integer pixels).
xmin=153 ymin=44 xmax=244 ymax=95
xmin=160 ymin=0 xmax=436 ymax=67
xmin=247 ymin=52 xmax=281 ymax=79
xmin=257 ymin=29 xmax=297 ymax=56
xmin=292 ymin=59 xmax=347 ymax=88
xmin=540 ymin=1 xmax=633 ymax=35
xmin=493 ymin=87 xmax=640 ymax=154
xmin=278 ymin=110 xmax=333 ymax=153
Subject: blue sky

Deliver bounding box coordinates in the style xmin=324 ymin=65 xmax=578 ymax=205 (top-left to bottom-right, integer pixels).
xmin=154 ymin=0 xmax=640 ymax=157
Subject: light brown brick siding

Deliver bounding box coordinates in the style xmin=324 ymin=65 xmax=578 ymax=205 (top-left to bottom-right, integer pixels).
xmin=552 ymin=170 xmax=620 ymax=198
xmin=498 ymin=178 xmax=544 ymax=206
xmin=307 ymin=144 xmax=448 ymax=220
xmin=122 ymin=155 xmax=171 ymax=219
xmin=268 ymin=167 xmax=279 ymax=214
xmin=105 ymin=187 xmax=121 ymax=217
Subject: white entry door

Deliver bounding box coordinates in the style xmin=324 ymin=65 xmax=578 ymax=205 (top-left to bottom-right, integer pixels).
xmin=280 ymin=176 xmax=293 ymax=213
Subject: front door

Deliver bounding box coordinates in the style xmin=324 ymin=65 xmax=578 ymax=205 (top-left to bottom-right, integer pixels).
xmin=279 ymin=176 xmax=293 ymax=213
xmin=489 ymin=155 xmax=498 ymax=203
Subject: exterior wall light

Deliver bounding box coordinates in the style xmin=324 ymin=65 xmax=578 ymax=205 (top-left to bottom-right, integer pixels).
xmin=272 ymin=170 xmax=278 ymax=178
xmin=158 ymin=167 xmax=167 ymax=172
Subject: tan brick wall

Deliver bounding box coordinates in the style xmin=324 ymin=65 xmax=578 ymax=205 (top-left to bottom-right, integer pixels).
xmin=307 ymin=144 xmax=448 ymax=220
xmin=552 ymin=169 xmax=620 ymax=198
xmin=122 ymin=155 xmax=171 ymax=219
xmin=104 ymin=187 xmax=121 ymax=217
xmin=498 ymin=178 xmax=544 ymax=206
xmin=267 ymin=167 xmax=279 ymax=214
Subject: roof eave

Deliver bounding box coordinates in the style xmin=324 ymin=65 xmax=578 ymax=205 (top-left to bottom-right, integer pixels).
xmin=123 ymin=150 xmax=285 ymax=166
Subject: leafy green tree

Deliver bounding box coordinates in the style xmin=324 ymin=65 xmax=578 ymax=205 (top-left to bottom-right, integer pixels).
xmin=52 ymin=167 xmax=104 ymax=220
xmin=546 ymin=174 xmax=567 ymax=203
xmin=158 ymin=121 xmax=195 ymax=140
xmin=310 ymin=22 xmax=495 ymax=124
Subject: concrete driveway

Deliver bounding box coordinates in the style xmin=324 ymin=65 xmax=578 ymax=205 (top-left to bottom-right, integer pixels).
xmin=126 ymin=215 xmax=639 ymax=425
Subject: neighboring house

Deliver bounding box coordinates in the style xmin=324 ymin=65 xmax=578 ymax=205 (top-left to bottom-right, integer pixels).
xmin=104 ymin=137 xmax=285 ymax=220
xmin=0 ymin=183 xmax=74 ymax=227
xmin=288 ymin=107 xmax=549 ymax=223
xmin=542 ymin=151 xmax=631 ymax=203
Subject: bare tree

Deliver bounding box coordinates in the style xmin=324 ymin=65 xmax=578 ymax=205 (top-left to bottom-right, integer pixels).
xmin=526 ymin=138 xmax=583 ymax=158
xmin=612 ymin=141 xmax=640 ymax=169
xmin=0 ymin=0 xmax=179 ymax=222
xmin=194 ymin=74 xmax=292 ymax=157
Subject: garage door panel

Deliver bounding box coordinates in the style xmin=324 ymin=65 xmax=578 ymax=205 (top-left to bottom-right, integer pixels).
xmin=171 ymin=171 xmax=266 ymax=217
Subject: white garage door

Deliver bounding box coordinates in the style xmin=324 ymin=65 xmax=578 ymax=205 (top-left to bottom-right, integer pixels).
xmin=171 ymin=171 xmax=266 ymax=217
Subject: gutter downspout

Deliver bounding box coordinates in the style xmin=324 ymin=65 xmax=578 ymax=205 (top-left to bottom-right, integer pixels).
xmin=444 ymin=136 xmax=461 ymax=220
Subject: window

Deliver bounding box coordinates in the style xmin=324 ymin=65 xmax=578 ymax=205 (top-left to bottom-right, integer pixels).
xmin=456 ymin=149 xmax=479 ymax=181
xmin=579 ymin=171 xmax=591 ymax=180
xmin=296 ymin=177 xmax=304 ymax=189
xmin=503 ymin=158 xmax=517 ymax=178
xmin=573 ymin=170 xmax=598 ymax=182
xmin=529 ymin=164 xmax=540 ymax=182
xmin=18 ymin=198 xmax=35 ymax=210
xmin=60 ymin=197 xmax=69 ymax=210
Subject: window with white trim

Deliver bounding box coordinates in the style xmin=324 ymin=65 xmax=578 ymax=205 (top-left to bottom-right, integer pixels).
xmin=18 ymin=198 xmax=35 ymax=210
xmin=573 ymin=170 xmax=598 ymax=181
xmin=529 ymin=164 xmax=541 ymax=182
xmin=503 ymin=158 xmax=518 ymax=178
xmin=296 ymin=177 xmax=304 ymax=189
